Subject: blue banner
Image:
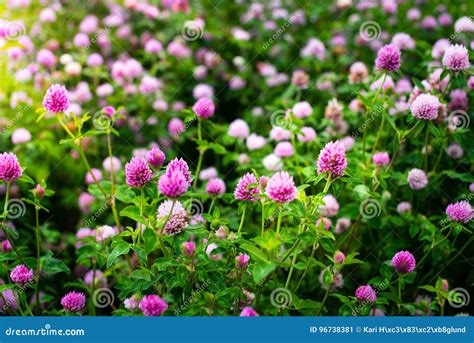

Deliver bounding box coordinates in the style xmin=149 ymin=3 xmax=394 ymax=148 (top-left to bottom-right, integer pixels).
xmin=0 ymin=317 xmax=473 ymax=343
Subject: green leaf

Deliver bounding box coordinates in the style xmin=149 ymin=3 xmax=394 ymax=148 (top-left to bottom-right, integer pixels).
xmin=41 ymin=252 xmax=71 ymax=275
xmin=427 ymin=121 xmax=441 ymax=138
xmin=412 ymin=77 xmax=425 ymax=91
xmin=444 ymin=171 xmax=473 ymax=183
xmin=402 ymin=304 xmax=416 ymax=315
xmin=440 ymin=69 xmax=449 ymax=81
xmin=357 ymin=94 xmax=371 ymax=108
xmin=142 ymin=229 xmax=157 ymax=254
xmin=17 ymin=174 xmax=34 ymax=185
xmin=107 ymin=242 xmax=131 ymax=268
xmin=419 ymin=285 xmax=449 ymax=299
xmin=120 ymin=206 xmax=146 ymax=225
xmin=412 ymin=120 xmax=426 ymax=138
xmin=252 ymin=261 xmax=276 ymax=284
xmin=208 ymin=143 xmax=226 ymax=154
xmin=130 ymin=268 xmax=152 ymax=281
xmin=291 ymin=295 xmax=322 ymax=311
xmin=240 ymin=243 xmax=269 ymax=263
xmin=0 ymin=284 xmax=15 ymax=292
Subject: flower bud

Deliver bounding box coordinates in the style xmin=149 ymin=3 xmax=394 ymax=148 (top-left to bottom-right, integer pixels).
xmin=334 ymin=251 xmax=346 ymax=264
xmin=235 ymin=254 xmax=250 ymax=269
xmin=34 ymin=184 xmax=45 ymax=199
xmin=182 ymin=242 xmax=196 ymax=257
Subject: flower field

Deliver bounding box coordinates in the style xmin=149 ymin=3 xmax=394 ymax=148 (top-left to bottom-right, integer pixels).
xmin=0 ymin=0 xmax=473 ymax=318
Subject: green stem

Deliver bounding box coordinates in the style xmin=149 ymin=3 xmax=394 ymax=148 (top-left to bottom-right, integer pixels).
xmin=139 ymin=187 xmax=145 ymax=235
xmin=106 ymin=130 xmax=121 ymax=229
xmin=261 ymin=201 xmax=265 ymax=236
xmin=3 ymin=181 xmax=10 ymax=222
xmin=294 ymin=243 xmax=317 ymax=293
xmin=237 ymin=204 xmax=247 ymax=236
xmin=322 ymin=173 xmax=332 ymax=194
xmin=78 ymin=146 xmax=107 ymax=198
xmin=15 ymin=292 xmax=25 ymax=316
xmin=193 ymin=119 xmax=204 ymax=189
xmin=56 ymin=113 xmax=75 ymax=139
xmin=362 ymin=73 xmax=386 ymax=161
xmin=423 ymin=127 xmax=430 ymax=172
xmin=316 ymin=288 xmax=330 ymax=316
xmin=57 ymin=116 xmax=121 ymax=229
xmin=285 ymin=224 xmax=304 ymax=289
xmin=432 ymin=140 xmax=445 ymax=173
xmin=285 ymin=251 xmax=297 ymax=290
xmin=371 ymin=112 xmax=385 ymax=155
xmin=398 ymin=276 xmax=403 ymax=308
xmin=90 ymin=259 xmax=96 ymax=316
xmin=35 ymin=205 xmax=41 ymax=313
xmin=275 ymin=205 xmax=283 ymax=237
xmin=208 ymin=198 xmax=216 ymax=214
xmin=2 ymin=182 xmax=26 ymax=263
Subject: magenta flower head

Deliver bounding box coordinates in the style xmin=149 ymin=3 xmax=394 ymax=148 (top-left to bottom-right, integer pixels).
xmin=391 ymin=250 xmax=416 ymax=274
xmin=442 ymin=44 xmax=470 ymax=71
xmin=446 ymin=200 xmax=472 ymax=223
xmin=139 ymin=294 xmax=168 ymax=316
xmin=182 ymin=241 xmax=196 ymax=256
xmin=240 ymin=306 xmax=258 ymax=316
xmin=265 ymin=171 xmax=297 ymax=203
xmin=43 ymin=84 xmax=69 ymax=113
xmin=192 ymin=97 xmax=215 ymax=119
xmin=166 ymin=158 xmax=191 ymax=186
xmin=10 ymin=264 xmax=34 ymax=284
xmin=125 ymin=156 xmax=153 ymax=187
xmin=410 ymin=94 xmax=440 ymax=120
xmin=317 ymin=141 xmax=347 ymax=177
xmin=0 ymin=152 xmax=23 ymax=182
xmin=61 ymin=291 xmax=86 ymax=312
xmin=234 ymin=173 xmax=259 ymax=201
xmin=375 ymin=44 xmax=401 ymax=72
xmin=236 ymin=253 xmax=250 ymax=269
xmin=372 ymin=152 xmax=390 ymax=166
xmin=146 ymin=147 xmax=165 ymax=168
xmin=158 ymin=170 xmax=189 ymax=198
xmin=407 ymin=168 xmax=428 ymax=190
xmin=355 ymin=285 xmax=377 ymax=302
xmin=206 ymin=178 xmax=226 ymax=195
